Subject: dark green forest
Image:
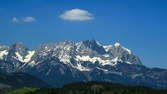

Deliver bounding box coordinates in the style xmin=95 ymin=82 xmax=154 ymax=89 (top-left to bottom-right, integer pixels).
xmin=6 ymin=81 xmax=167 ymax=94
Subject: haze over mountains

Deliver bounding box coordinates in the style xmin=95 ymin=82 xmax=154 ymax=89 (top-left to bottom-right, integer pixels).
xmin=0 ymin=40 xmax=167 ymax=89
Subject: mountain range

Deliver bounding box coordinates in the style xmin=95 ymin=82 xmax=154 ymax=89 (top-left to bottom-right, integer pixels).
xmin=0 ymin=40 xmax=167 ymax=89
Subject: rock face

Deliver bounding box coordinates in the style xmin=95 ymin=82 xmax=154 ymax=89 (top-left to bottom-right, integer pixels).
xmin=0 ymin=40 xmax=167 ymax=89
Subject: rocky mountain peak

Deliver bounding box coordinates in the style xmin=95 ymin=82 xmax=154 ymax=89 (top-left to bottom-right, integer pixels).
xmin=81 ymin=40 xmax=106 ymax=54
xmin=9 ymin=42 xmax=29 ymax=57
xmin=82 ymin=40 xmax=101 ymax=47
xmin=114 ymin=42 xmax=121 ymax=47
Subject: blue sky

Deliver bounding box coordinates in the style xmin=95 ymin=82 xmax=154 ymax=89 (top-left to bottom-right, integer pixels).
xmin=0 ymin=0 xmax=167 ymax=68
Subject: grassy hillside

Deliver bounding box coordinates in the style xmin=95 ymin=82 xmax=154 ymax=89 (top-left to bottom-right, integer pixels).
xmin=0 ymin=83 xmax=11 ymax=89
xmin=5 ymin=88 xmax=38 ymax=94
xmin=6 ymin=81 xmax=167 ymax=94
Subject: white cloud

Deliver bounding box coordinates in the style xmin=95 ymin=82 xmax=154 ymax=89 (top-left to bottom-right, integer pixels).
xmin=11 ymin=16 xmax=36 ymax=23
xmin=59 ymin=9 xmax=94 ymax=21
xmin=22 ymin=17 xmax=36 ymax=22
xmin=11 ymin=17 xmax=19 ymax=23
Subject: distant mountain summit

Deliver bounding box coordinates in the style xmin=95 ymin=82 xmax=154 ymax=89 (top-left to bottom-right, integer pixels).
xmin=0 ymin=40 xmax=167 ymax=89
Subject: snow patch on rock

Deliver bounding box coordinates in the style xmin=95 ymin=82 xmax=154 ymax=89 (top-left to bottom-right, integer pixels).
xmin=75 ymin=55 xmax=121 ymax=66
xmin=75 ymin=63 xmax=91 ymax=71
xmin=24 ymin=51 xmax=35 ymax=62
xmin=15 ymin=51 xmax=35 ymax=62
xmin=0 ymin=50 xmax=8 ymax=59
xmin=103 ymin=45 xmax=112 ymax=52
